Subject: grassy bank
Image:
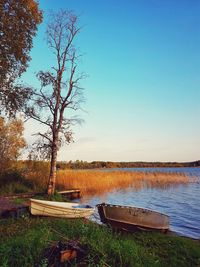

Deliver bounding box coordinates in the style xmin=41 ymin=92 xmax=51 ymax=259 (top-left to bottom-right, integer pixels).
xmin=56 ymin=170 xmax=195 ymax=195
xmin=0 ymin=215 xmax=199 ymax=267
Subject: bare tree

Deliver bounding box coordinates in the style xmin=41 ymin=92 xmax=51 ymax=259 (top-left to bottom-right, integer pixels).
xmin=26 ymin=10 xmax=85 ymax=195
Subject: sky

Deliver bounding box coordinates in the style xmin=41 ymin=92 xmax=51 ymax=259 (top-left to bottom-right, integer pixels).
xmin=22 ymin=0 xmax=200 ymax=162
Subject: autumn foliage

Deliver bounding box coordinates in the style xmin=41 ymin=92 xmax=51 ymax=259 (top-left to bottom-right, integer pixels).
xmin=0 ymin=0 xmax=42 ymax=114
xmin=0 ymin=117 xmax=26 ymax=172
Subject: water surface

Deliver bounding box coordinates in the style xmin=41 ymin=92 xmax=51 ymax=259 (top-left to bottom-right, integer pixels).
xmin=81 ymin=167 xmax=200 ymax=239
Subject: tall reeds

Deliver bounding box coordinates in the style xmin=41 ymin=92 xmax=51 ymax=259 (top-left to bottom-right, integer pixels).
xmin=56 ymin=170 xmax=195 ymax=196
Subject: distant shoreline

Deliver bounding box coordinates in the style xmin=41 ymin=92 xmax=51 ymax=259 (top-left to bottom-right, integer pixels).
xmin=55 ymin=160 xmax=200 ymax=170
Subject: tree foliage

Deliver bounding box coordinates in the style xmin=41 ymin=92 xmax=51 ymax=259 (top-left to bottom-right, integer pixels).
xmin=0 ymin=117 xmax=26 ymax=171
xmin=0 ymin=0 xmax=42 ymax=115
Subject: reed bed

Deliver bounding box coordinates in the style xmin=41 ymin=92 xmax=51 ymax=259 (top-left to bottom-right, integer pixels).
xmin=56 ymin=170 xmax=195 ymax=196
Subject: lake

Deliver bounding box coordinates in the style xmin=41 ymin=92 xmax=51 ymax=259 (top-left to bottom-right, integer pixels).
xmin=81 ymin=167 xmax=200 ymax=239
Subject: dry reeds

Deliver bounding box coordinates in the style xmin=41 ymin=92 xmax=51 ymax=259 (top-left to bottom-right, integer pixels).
xmin=56 ymin=170 xmax=195 ymax=196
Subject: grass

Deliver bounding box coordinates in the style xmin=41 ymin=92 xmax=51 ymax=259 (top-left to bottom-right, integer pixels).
xmin=11 ymin=198 xmax=27 ymax=205
xmin=56 ymin=170 xmax=196 ymax=196
xmin=0 ymin=215 xmax=199 ymax=267
xmin=0 ymin=170 xmax=35 ymax=195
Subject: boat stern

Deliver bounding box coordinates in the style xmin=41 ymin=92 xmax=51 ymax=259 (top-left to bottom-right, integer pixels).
xmin=96 ymin=203 xmax=107 ymax=223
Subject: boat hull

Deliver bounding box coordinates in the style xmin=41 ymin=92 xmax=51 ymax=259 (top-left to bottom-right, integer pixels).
xmin=97 ymin=203 xmax=169 ymax=233
xmin=30 ymin=199 xmax=94 ymax=218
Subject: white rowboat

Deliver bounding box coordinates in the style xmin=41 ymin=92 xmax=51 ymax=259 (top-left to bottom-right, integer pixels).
xmin=30 ymin=199 xmax=94 ymax=218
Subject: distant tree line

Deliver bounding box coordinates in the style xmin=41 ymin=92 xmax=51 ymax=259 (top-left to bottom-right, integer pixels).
xmin=56 ymin=160 xmax=200 ymax=170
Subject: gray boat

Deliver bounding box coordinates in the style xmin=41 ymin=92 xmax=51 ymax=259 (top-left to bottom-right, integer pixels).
xmin=97 ymin=203 xmax=169 ymax=233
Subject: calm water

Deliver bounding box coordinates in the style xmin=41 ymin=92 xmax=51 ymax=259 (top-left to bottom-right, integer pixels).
xmin=81 ymin=167 xmax=200 ymax=239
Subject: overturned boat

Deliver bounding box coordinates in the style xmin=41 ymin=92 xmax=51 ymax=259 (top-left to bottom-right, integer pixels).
xmin=30 ymin=199 xmax=94 ymax=218
xmin=97 ymin=203 xmax=169 ymax=233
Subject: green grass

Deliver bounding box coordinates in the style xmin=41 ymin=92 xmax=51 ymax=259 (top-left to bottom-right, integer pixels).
xmin=0 ymin=170 xmax=35 ymax=195
xmin=0 ymin=215 xmax=199 ymax=267
xmin=11 ymin=198 xmax=27 ymax=205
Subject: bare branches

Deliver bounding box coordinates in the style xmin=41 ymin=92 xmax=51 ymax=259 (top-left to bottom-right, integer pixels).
xmin=33 ymin=132 xmax=53 ymax=144
xmin=25 ymin=105 xmax=53 ymax=129
xmin=47 ymin=10 xmax=81 ymax=74
xmin=28 ymin=10 xmax=85 ymax=194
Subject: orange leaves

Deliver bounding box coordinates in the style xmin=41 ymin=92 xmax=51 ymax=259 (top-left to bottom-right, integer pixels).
xmin=26 ymin=0 xmax=43 ymax=24
xmin=0 ymin=117 xmax=26 ymax=171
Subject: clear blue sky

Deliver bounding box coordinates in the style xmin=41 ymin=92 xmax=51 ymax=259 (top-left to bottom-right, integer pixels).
xmin=23 ymin=0 xmax=200 ymax=162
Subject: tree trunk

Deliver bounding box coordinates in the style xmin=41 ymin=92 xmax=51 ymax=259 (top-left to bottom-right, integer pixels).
xmin=47 ymin=135 xmax=58 ymax=195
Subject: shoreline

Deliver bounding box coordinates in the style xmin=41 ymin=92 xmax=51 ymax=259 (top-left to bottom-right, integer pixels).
xmin=0 ymin=195 xmax=199 ymax=242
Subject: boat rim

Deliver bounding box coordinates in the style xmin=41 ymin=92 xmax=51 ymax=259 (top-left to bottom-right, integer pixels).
xmin=96 ymin=202 xmax=169 ymax=218
xmin=30 ymin=198 xmax=94 ymax=210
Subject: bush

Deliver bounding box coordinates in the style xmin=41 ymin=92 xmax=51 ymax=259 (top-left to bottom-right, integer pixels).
xmin=0 ymin=170 xmax=34 ymax=195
